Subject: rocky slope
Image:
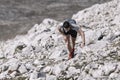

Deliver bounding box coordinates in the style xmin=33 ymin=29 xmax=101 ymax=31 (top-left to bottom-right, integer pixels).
xmin=0 ymin=0 xmax=120 ymax=80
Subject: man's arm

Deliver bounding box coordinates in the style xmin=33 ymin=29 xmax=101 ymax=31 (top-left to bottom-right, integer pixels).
xmin=57 ymin=26 xmax=64 ymax=35
xmin=78 ymin=27 xmax=85 ymax=48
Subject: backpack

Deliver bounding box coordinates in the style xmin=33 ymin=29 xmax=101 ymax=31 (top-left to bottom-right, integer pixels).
xmin=65 ymin=19 xmax=77 ymax=26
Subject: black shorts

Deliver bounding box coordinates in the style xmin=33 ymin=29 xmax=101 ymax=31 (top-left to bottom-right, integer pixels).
xmin=66 ymin=29 xmax=77 ymax=38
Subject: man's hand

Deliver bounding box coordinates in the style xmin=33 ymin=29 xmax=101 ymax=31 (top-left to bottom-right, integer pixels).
xmin=80 ymin=42 xmax=85 ymax=48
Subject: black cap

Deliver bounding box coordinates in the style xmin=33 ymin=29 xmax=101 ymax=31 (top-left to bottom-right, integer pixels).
xmin=63 ymin=21 xmax=70 ymax=28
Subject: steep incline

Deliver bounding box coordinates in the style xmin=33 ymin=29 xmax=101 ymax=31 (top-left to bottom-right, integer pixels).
xmin=0 ymin=0 xmax=120 ymax=80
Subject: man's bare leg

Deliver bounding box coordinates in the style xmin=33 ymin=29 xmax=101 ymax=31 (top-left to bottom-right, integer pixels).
xmin=69 ymin=37 xmax=76 ymax=59
xmin=64 ymin=35 xmax=71 ymax=53
xmin=71 ymin=37 xmax=76 ymax=49
xmin=64 ymin=35 xmax=77 ymax=59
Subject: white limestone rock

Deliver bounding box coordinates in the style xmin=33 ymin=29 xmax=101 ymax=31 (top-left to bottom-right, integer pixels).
xmin=46 ymin=75 xmax=57 ymax=80
xmin=0 ymin=51 xmax=4 ymax=59
xmin=33 ymin=59 xmax=41 ymax=66
xmin=8 ymin=63 xmax=20 ymax=72
xmin=9 ymin=71 xmax=17 ymax=78
xmin=101 ymin=63 xmax=117 ymax=76
xmin=0 ymin=71 xmax=9 ymax=79
xmin=52 ymin=65 xmax=63 ymax=76
xmin=25 ymin=62 xmax=36 ymax=71
xmin=92 ymin=69 xmax=103 ymax=78
xmin=5 ymin=58 xmax=20 ymax=71
xmin=109 ymin=73 xmax=119 ymax=79
xmin=18 ymin=64 xmax=27 ymax=74
xmin=29 ymin=71 xmax=38 ymax=80
xmin=43 ymin=66 xmax=52 ymax=73
xmin=67 ymin=67 xmax=80 ymax=76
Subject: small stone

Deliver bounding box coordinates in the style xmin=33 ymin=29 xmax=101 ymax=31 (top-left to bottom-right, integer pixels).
xmin=18 ymin=64 xmax=27 ymax=74
xmin=46 ymin=75 xmax=57 ymax=80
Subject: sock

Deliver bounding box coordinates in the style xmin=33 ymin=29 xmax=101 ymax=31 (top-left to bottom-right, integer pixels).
xmin=69 ymin=48 xmax=74 ymax=59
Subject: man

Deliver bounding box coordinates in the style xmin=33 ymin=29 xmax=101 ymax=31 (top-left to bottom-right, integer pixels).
xmin=58 ymin=19 xmax=85 ymax=59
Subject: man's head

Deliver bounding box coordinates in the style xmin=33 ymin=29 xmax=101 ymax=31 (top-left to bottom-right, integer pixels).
xmin=63 ymin=21 xmax=70 ymax=28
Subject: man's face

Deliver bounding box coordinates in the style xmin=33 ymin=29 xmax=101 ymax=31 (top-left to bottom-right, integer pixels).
xmin=64 ymin=27 xmax=70 ymax=31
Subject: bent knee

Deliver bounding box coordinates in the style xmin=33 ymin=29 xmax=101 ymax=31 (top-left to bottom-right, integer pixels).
xmin=64 ymin=35 xmax=70 ymax=43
